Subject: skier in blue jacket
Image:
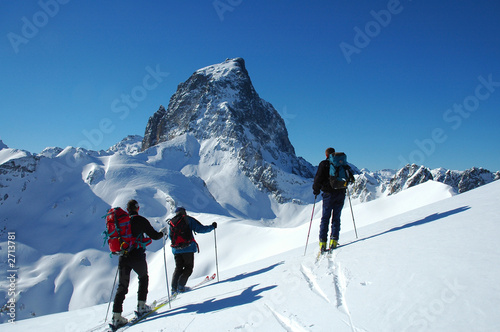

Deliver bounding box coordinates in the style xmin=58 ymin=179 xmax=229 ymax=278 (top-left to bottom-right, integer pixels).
xmin=168 ymin=207 xmax=217 ymax=294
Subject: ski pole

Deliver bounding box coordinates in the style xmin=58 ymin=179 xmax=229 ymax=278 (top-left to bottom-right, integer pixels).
xmin=105 ymin=263 xmax=119 ymax=322
xmin=303 ymin=195 xmax=317 ymax=256
xmin=214 ymin=228 xmax=220 ymax=282
xmin=162 ymin=235 xmax=172 ymax=308
xmin=346 ymin=187 xmax=358 ymax=239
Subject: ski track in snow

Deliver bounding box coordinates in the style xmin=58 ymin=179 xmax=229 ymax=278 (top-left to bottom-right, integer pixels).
xmin=301 ymin=252 xmax=366 ymax=332
xmin=265 ymin=304 xmax=309 ymax=332
xmin=329 ymin=251 xmax=347 ymax=309
xmin=328 ymin=250 xmax=367 ymax=332
xmin=300 ymin=264 xmax=331 ymax=303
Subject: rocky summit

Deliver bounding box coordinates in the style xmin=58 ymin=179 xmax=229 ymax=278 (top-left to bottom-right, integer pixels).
xmin=142 ymin=58 xmax=314 ymax=201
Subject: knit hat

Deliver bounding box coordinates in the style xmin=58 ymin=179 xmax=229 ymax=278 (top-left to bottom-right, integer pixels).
xmin=175 ymin=206 xmax=186 ymax=215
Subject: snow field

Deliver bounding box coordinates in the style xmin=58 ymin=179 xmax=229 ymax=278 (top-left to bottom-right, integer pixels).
xmin=2 ymin=180 xmax=499 ymax=331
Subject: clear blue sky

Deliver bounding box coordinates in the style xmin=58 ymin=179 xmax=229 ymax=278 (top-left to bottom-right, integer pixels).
xmin=1 ymin=0 xmax=499 ymax=172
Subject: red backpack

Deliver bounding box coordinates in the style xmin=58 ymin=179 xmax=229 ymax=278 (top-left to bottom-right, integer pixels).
xmin=168 ymin=214 xmax=196 ymax=250
xmin=104 ymin=207 xmax=151 ymax=255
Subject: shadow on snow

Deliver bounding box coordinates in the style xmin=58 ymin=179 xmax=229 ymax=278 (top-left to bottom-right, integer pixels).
xmin=147 ymin=262 xmax=283 ymax=321
xmin=152 ymin=284 xmax=277 ymax=319
xmin=217 ymin=261 xmax=284 ymax=284
xmin=343 ymin=206 xmax=471 ymax=247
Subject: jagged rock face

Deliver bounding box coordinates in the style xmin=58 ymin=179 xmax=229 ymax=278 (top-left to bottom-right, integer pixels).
xmin=141 ymin=58 xmax=314 ymax=200
xmin=433 ymin=169 xmax=461 ymax=189
xmin=143 ymin=58 xmax=293 ymax=152
xmin=142 ymin=107 xmax=168 ymax=150
xmin=457 ymin=167 xmax=495 ymax=193
xmin=350 ymin=170 xmax=394 ymax=202
xmin=351 ymin=174 xmax=377 ymax=202
xmin=374 ymin=164 xmax=498 ymax=199
xmin=0 ymin=156 xmax=37 ymax=177
xmin=387 ymin=164 xmax=434 ymax=195
xmin=432 ymin=167 xmax=498 ymax=194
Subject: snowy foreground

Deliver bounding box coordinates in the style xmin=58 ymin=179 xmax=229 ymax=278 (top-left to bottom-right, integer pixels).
xmin=3 ymin=180 xmax=500 ymax=331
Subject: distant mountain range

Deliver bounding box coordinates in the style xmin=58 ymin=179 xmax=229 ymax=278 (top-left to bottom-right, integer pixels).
xmin=351 ymin=164 xmax=499 ymax=202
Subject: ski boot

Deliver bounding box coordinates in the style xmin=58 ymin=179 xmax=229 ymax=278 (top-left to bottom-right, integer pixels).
xmin=137 ymin=301 xmax=152 ymax=316
xmin=111 ymin=312 xmax=128 ymax=330
xmin=329 ymin=238 xmax=338 ymax=251
xmin=319 ymin=241 xmax=328 ymax=254
xmin=177 ymin=285 xmax=191 ymax=293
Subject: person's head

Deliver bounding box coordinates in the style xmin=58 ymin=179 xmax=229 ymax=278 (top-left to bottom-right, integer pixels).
xmin=325 ymin=147 xmax=335 ymax=158
xmin=127 ymin=199 xmax=140 ymax=214
xmin=175 ymin=206 xmax=186 ymax=216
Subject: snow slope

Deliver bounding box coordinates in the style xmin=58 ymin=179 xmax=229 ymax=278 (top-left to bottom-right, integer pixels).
xmin=2 ymin=179 xmax=499 ymax=331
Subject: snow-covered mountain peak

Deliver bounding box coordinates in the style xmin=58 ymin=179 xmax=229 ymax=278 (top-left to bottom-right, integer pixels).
xmin=195 ymin=57 xmax=248 ymax=81
xmin=0 ymin=146 xmax=33 ymax=166
xmin=141 ymin=58 xmax=314 ymax=204
xmin=38 ymin=147 xmax=64 ymax=158
xmin=107 ymin=135 xmax=143 ymax=155
xmin=142 ymin=57 xmax=284 ymax=151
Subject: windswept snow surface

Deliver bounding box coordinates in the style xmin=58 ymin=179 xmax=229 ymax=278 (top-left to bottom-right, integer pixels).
xmin=2 ymin=179 xmax=499 ymax=331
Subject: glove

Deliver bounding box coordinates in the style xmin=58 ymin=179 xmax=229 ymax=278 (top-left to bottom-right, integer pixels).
xmin=212 ymin=222 xmax=217 ymax=229
xmin=159 ymin=226 xmax=168 ymax=236
xmin=313 ymin=190 xmax=320 ymax=196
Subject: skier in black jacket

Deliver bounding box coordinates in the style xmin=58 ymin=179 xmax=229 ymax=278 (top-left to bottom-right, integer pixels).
xmin=112 ymin=199 xmax=167 ymax=328
xmin=312 ymin=147 xmax=353 ymax=252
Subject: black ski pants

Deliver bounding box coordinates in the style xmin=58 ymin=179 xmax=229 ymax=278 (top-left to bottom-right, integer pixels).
xmin=172 ymin=252 xmax=194 ymax=291
xmin=113 ymin=249 xmax=149 ymax=313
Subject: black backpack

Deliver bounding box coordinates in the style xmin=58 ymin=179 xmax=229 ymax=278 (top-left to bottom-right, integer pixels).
xmin=168 ymin=214 xmax=194 ymax=250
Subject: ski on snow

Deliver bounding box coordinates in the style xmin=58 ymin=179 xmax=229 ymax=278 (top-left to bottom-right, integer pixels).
xmin=98 ymin=273 xmax=217 ymax=332
xmin=106 ymin=296 xmax=176 ymax=332
xmin=191 ymin=273 xmax=217 ymax=289
xmin=315 ymin=240 xmax=352 ymax=263
xmin=316 ymin=247 xmax=336 ymax=263
xmin=106 ymin=273 xmax=216 ymax=331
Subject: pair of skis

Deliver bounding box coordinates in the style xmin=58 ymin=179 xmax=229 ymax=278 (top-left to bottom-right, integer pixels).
xmin=106 ymin=273 xmax=217 ymax=331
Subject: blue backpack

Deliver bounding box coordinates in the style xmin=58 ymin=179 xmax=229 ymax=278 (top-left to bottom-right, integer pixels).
xmin=328 ymin=152 xmax=354 ymax=189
